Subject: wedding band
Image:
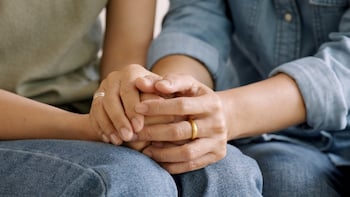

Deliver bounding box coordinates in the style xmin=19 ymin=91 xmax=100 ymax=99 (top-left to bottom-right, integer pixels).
xmin=93 ymin=92 xmax=105 ymax=99
xmin=188 ymin=119 xmax=198 ymax=140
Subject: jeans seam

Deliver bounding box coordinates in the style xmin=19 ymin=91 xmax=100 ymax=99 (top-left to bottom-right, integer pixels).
xmin=0 ymin=148 xmax=108 ymax=196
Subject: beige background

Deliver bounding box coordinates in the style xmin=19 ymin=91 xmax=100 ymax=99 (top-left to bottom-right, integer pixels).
xmin=154 ymin=0 xmax=169 ymax=36
xmin=99 ymin=1 xmax=169 ymax=37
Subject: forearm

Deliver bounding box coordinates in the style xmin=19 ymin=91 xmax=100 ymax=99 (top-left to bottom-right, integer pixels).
xmin=100 ymin=0 xmax=156 ymax=78
xmin=0 ymin=90 xmax=98 ymax=141
xmin=220 ymin=74 xmax=306 ymax=140
xmin=152 ymin=55 xmax=214 ymax=88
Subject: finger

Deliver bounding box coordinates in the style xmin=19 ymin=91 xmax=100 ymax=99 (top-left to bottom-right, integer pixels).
xmin=154 ymin=74 xmax=211 ymax=96
xmin=137 ymin=120 xmax=193 ymax=141
xmin=144 ymin=115 xmax=178 ymax=125
xmin=142 ymin=94 xmax=184 ymax=125
xmin=91 ymin=97 xmax=123 ymax=145
xmin=123 ymin=141 xmax=150 ymax=152
xmin=151 ymin=140 xmax=190 ymax=148
xmin=103 ymin=85 xmax=135 ymax=141
xmin=135 ymin=74 xmax=163 ymax=93
xmin=144 ymin=138 xmax=227 ymax=174
xmin=140 ymin=93 xmax=164 ymax=101
xmin=119 ymin=80 xmax=144 ymax=132
xmin=138 ymin=116 xmax=225 ymax=142
xmin=91 ymin=96 xmax=114 ymax=136
xmin=142 ymin=138 xmax=212 ymax=163
xmin=135 ymin=93 xmax=218 ymax=116
xmin=161 ymin=152 xmax=221 ymax=174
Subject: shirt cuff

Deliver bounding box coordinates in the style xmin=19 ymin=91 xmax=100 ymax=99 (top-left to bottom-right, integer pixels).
xmin=270 ymin=57 xmax=348 ymax=131
xmin=147 ymin=33 xmax=219 ymax=77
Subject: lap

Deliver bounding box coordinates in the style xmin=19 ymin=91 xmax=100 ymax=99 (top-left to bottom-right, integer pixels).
xmin=238 ymin=141 xmax=346 ymax=197
xmin=0 ymin=139 xmax=176 ymax=197
xmin=174 ymin=145 xmax=263 ymax=197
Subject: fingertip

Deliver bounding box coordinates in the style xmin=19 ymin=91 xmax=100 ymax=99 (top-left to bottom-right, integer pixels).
xmin=110 ymin=134 xmax=122 ymax=145
xmin=135 ymin=75 xmax=159 ymax=93
xmin=155 ymin=79 xmax=174 ymax=94
xmin=101 ymin=134 xmax=110 ymax=143
xmin=132 ymin=116 xmax=144 ymax=132
xmin=120 ymin=127 xmax=134 ymax=141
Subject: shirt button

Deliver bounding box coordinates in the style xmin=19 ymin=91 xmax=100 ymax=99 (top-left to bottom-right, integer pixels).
xmin=284 ymin=12 xmax=293 ymax=22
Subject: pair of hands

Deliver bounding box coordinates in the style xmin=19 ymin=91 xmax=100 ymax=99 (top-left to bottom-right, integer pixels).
xmin=89 ymin=64 xmax=229 ymax=174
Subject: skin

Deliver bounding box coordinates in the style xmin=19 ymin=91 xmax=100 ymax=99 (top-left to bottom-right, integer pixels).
xmin=132 ymin=54 xmax=306 ymax=174
xmin=82 ymin=0 xmax=157 ymax=145
xmin=0 ymin=1 xmax=156 ymax=144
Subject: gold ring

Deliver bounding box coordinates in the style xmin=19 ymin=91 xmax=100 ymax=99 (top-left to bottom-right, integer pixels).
xmin=188 ymin=119 xmax=198 ymax=140
xmin=93 ymin=92 xmax=105 ymax=99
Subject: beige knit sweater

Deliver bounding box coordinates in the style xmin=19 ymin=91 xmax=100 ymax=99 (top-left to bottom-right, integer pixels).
xmin=0 ymin=0 xmax=107 ymax=106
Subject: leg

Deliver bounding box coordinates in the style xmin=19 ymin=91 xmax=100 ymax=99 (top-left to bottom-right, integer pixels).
xmin=239 ymin=141 xmax=343 ymax=197
xmin=0 ymin=140 xmax=177 ymax=197
xmin=173 ymin=145 xmax=263 ymax=197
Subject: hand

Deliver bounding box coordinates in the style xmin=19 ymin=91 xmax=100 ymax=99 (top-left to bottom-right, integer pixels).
xmin=124 ymin=93 xmax=183 ymax=151
xmin=134 ymin=74 xmax=229 ymax=174
xmin=89 ymin=64 xmax=161 ymax=145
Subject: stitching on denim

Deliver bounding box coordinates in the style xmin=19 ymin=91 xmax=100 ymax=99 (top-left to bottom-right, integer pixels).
xmin=0 ymin=148 xmax=108 ymax=196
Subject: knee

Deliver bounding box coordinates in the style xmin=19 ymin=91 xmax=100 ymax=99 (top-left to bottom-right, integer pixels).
xmin=88 ymin=146 xmax=177 ymax=197
xmin=241 ymin=142 xmax=340 ymax=196
xmin=218 ymin=145 xmax=263 ymax=192
xmin=178 ymin=145 xmax=263 ymax=196
xmin=0 ymin=140 xmax=177 ymax=197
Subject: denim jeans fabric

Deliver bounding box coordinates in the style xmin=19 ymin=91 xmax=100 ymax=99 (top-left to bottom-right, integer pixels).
xmin=174 ymin=145 xmax=263 ymax=197
xmin=0 ymin=140 xmax=262 ymax=196
xmin=237 ymin=141 xmax=350 ymax=197
xmin=0 ymin=140 xmax=176 ymax=197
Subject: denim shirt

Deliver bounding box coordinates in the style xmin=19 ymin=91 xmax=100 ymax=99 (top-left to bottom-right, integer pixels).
xmin=148 ymin=0 xmax=350 ymax=165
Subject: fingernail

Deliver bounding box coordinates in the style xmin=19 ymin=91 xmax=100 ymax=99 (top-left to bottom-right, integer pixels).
xmin=132 ymin=117 xmax=143 ymax=132
xmin=135 ymin=103 xmax=148 ymax=113
xmin=110 ymin=134 xmax=121 ymax=145
xmin=101 ymin=134 xmax=110 ymax=143
xmin=160 ymin=79 xmax=171 ymax=87
xmin=120 ymin=127 xmax=132 ymax=141
xmin=142 ymin=76 xmax=152 ymax=84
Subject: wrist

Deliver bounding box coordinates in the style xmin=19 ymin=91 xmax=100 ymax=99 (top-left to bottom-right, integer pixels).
xmin=59 ymin=113 xmax=100 ymax=141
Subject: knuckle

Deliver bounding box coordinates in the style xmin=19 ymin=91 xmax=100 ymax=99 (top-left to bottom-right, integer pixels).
xmin=212 ymin=117 xmax=226 ymax=135
xmin=209 ymin=96 xmax=222 ymax=112
xmin=140 ymin=127 xmax=153 ymax=140
xmin=169 ymin=123 xmax=187 ymax=139
xmin=217 ymin=149 xmax=227 ymax=161
xmin=188 ymin=160 xmax=200 ymax=171
xmin=181 ymin=145 xmax=197 ymax=160
xmin=120 ymin=82 xmax=135 ymax=96
xmin=177 ymin=100 xmax=191 ymax=112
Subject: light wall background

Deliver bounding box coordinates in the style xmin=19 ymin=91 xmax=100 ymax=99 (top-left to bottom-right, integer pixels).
xmin=154 ymin=0 xmax=169 ymax=37
xmin=99 ymin=1 xmax=169 ymax=37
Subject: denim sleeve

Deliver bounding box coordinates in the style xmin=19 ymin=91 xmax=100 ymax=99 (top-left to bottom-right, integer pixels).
xmin=270 ymin=10 xmax=350 ymax=131
xmin=147 ymin=0 xmax=234 ymax=90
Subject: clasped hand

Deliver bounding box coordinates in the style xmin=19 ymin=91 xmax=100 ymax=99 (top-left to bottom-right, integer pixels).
xmin=90 ymin=64 xmax=228 ymax=174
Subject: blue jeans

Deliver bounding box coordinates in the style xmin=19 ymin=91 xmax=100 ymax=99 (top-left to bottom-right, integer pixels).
xmin=0 ymin=140 xmax=262 ymax=196
xmin=238 ymin=141 xmax=350 ymax=197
